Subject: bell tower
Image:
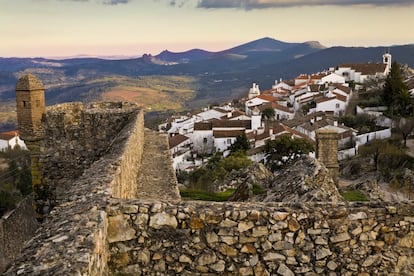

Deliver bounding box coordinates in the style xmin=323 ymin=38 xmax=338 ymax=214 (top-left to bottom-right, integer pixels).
xmin=383 ymin=50 xmax=392 ymax=76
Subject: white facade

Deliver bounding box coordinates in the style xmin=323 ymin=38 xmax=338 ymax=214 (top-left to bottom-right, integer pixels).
xmin=0 ymin=132 xmax=27 ymax=151
xmin=315 ymin=97 xmax=346 ymax=116
xmin=318 ymin=73 xmax=346 ymax=84
xmin=248 ymin=83 xmax=260 ymax=99
xmin=274 ymin=107 xmax=295 ymax=120
xmin=245 ymin=98 xmax=270 ymax=114
xmin=214 ymin=137 xmax=237 ymax=152
xmin=189 ymin=130 xmax=214 ymax=154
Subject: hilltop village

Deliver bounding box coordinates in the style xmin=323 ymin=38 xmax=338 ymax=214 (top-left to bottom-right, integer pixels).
xmin=1 ymin=53 xmax=414 ymax=275
xmin=161 ymin=52 xmax=414 ymax=173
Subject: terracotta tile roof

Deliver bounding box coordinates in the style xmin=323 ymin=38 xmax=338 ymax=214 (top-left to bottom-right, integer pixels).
xmin=284 ymin=79 xmax=296 ymax=86
xmin=228 ymin=110 xmax=246 ymax=119
xmin=168 ymin=134 xmax=189 ymax=149
xmin=333 ymin=84 xmax=352 ymax=94
xmin=292 ymin=82 xmax=308 ymax=90
xmin=212 ymin=120 xmax=251 ymax=129
xmin=194 ymin=122 xmax=212 ymax=131
xmin=0 ymin=131 xmax=18 ymax=140
xmin=257 ymin=94 xmax=278 ymax=102
xmin=332 ymin=92 xmax=347 ymax=102
xmin=213 ymin=107 xmax=230 ymax=114
xmin=258 ymin=102 xmax=294 ymax=114
xmin=339 ymin=63 xmax=387 ymax=75
xmin=213 ymin=130 xmax=245 ymax=138
xmin=299 ymin=119 xmax=330 ymax=132
xmin=315 ymin=96 xmax=337 ymax=104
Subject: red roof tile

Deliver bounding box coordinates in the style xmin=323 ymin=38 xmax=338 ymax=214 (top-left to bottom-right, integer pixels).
xmin=169 ymin=134 xmax=189 ymax=148
xmin=213 ymin=130 xmax=245 ymax=138
xmin=0 ymin=131 xmax=18 ymax=140
xmin=194 ymin=122 xmax=212 ymax=131
xmin=339 ymin=63 xmax=387 ymax=75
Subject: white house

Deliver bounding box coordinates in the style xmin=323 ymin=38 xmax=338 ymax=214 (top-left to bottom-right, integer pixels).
xmin=317 ymin=72 xmax=346 ymax=85
xmin=0 ymin=131 xmax=27 ymax=151
xmin=245 ymin=94 xmax=279 ymax=114
xmin=190 ymin=122 xmax=214 ymax=154
xmin=213 ymin=129 xmax=245 ymax=152
xmin=168 ymin=134 xmax=192 ymax=170
xmin=314 ymin=94 xmax=347 ymax=116
xmin=334 ymin=53 xmax=391 ymax=83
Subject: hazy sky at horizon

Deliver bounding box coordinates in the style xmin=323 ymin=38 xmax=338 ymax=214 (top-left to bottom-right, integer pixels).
xmin=1 ymin=0 xmax=413 ymax=57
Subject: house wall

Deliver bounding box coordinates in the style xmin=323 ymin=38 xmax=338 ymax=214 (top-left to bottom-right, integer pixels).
xmin=214 ymin=137 xmax=236 ymax=152
xmin=316 ymin=99 xmax=345 ymax=116
xmin=0 ymin=140 xmax=8 ymax=151
xmin=190 ymin=130 xmax=214 ymax=154
xmin=355 ymin=128 xmax=392 ymax=147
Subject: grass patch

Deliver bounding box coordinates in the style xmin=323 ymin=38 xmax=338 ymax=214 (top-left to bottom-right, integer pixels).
xmin=180 ymin=189 xmax=235 ymax=202
xmin=341 ymin=189 xmax=368 ymax=202
xmin=252 ymin=183 xmax=266 ymax=195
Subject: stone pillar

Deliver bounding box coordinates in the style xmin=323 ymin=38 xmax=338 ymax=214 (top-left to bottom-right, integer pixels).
xmin=15 ymin=74 xmax=46 ymax=216
xmin=316 ymin=129 xmax=339 ymax=185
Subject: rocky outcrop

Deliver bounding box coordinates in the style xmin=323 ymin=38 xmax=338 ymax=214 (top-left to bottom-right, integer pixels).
xmin=258 ymin=156 xmax=344 ymax=203
xmin=231 ymin=156 xmax=344 ymax=203
xmin=212 ymin=163 xmax=271 ymax=201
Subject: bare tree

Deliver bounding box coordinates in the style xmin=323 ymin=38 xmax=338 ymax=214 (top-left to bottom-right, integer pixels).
xmin=397 ymin=117 xmax=414 ymax=147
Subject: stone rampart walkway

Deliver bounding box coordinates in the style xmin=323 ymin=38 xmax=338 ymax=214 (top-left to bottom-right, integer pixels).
xmin=136 ymin=129 xmax=180 ymax=200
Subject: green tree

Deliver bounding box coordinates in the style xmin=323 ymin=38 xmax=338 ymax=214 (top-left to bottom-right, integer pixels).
xmin=230 ymin=134 xmax=250 ymax=153
xmin=17 ymin=164 xmax=32 ymax=195
xmin=263 ymin=135 xmax=314 ymax=171
xmin=0 ymin=191 xmax=15 ymax=217
xmin=382 ymin=62 xmax=410 ymax=116
xmin=261 ymin=107 xmax=275 ymax=121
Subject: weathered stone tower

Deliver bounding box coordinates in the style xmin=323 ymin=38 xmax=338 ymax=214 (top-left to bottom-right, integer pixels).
xmin=316 ymin=129 xmax=339 ymax=185
xmin=15 ymin=74 xmax=46 ymax=190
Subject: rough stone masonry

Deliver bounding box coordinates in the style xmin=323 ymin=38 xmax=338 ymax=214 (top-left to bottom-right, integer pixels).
xmin=3 ymin=74 xmax=414 ymax=275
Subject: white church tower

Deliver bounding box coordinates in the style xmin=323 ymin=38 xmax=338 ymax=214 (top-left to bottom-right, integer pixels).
xmin=248 ymin=83 xmax=260 ymax=99
xmin=383 ymin=50 xmax=392 ymax=76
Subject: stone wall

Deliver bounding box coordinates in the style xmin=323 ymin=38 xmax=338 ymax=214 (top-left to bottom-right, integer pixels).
xmin=316 ymin=129 xmax=339 ymax=184
xmin=107 ymin=200 xmax=414 ymax=275
xmin=0 ymin=196 xmax=39 ymax=273
xmin=41 ymin=102 xmax=139 ymax=189
xmin=37 ymin=102 xmax=140 ymax=213
xmin=3 ymin=104 xmax=145 ymax=275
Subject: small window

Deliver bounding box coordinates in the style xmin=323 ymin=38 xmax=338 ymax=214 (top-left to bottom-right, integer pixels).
xmin=203 ymin=137 xmax=207 ymax=144
xmin=335 ymin=103 xmax=340 ymax=109
xmin=22 ymin=101 xmax=28 ymax=108
xmin=227 ymin=138 xmax=232 ymax=144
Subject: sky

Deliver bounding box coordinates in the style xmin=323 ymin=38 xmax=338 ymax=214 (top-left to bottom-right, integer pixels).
xmin=0 ymin=0 xmax=413 ymax=58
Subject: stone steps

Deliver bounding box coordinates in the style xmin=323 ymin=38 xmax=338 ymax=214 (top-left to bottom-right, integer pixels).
xmin=136 ymin=129 xmax=180 ymax=200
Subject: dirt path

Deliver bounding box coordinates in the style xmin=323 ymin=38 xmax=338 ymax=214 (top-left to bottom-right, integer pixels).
xmin=136 ymin=129 xmax=180 ymax=200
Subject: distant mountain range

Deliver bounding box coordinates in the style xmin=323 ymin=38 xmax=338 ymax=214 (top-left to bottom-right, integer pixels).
xmin=1 ymin=37 xmax=414 ymax=108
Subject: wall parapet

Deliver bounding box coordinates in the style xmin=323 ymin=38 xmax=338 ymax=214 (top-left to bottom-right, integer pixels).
xmin=107 ymin=200 xmax=414 ymax=275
